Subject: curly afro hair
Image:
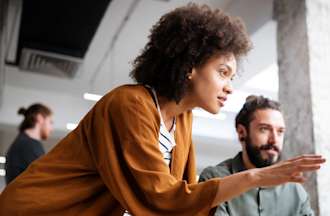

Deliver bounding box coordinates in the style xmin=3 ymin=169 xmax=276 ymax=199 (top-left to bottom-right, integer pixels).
xmin=130 ymin=3 xmax=252 ymax=103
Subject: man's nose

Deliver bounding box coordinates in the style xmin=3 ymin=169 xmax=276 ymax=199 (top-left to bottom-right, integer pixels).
xmin=268 ymin=130 xmax=279 ymax=144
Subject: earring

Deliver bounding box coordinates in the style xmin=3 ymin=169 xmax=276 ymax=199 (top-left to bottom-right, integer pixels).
xmin=186 ymin=74 xmax=192 ymax=80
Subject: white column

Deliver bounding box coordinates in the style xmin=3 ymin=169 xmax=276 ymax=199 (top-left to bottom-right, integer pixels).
xmin=0 ymin=0 xmax=9 ymax=108
xmin=274 ymin=0 xmax=330 ymax=215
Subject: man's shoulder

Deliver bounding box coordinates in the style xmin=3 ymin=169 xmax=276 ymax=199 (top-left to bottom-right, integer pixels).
xmin=199 ymin=158 xmax=234 ymax=182
xmin=9 ymin=134 xmax=40 ymax=150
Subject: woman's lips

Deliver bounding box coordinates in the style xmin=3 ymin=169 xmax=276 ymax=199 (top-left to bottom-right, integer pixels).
xmin=217 ymin=97 xmax=227 ymax=107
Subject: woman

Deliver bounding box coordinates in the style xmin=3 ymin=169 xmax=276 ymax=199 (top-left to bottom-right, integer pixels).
xmin=0 ymin=3 xmax=325 ymax=216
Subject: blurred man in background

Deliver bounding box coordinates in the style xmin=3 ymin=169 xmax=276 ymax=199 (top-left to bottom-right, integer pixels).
xmin=5 ymin=103 xmax=53 ymax=184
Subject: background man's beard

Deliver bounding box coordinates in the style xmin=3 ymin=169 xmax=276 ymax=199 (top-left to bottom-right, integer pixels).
xmin=245 ymin=135 xmax=281 ymax=168
xmin=40 ymin=128 xmax=49 ymax=140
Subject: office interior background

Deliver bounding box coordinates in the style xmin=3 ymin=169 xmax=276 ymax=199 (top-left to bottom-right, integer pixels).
xmin=0 ymin=0 xmax=329 ymax=215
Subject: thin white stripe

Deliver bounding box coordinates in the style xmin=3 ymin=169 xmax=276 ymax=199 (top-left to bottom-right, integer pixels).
xmin=160 ymin=132 xmax=172 ymax=144
xmin=159 ymin=142 xmax=169 ymax=152
xmin=162 ymin=152 xmax=172 ymax=157
xmin=159 ymin=126 xmax=176 ymax=149
xmin=159 ymin=135 xmax=173 ymax=150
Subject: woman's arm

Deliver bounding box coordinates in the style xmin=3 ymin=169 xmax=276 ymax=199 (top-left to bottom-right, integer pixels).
xmin=212 ymin=154 xmax=325 ymax=207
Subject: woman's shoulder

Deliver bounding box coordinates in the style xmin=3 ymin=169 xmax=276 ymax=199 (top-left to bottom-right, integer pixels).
xmin=98 ymin=84 xmax=192 ymax=120
xmin=100 ymin=84 xmax=148 ymax=103
xmin=99 ymin=84 xmax=155 ymax=112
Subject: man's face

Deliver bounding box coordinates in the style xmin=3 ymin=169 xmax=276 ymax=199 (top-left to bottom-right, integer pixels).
xmin=244 ymin=109 xmax=285 ymax=168
xmin=39 ymin=115 xmax=54 ymax=140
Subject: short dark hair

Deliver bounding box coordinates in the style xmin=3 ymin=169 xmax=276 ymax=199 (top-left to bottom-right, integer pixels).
xmin=18 ymin=103 xmax=52 ymax=132
xmin=235 ymin=95 xmax=281 ymax=129
xmin=130 ymin=3 xmax=252 ymax=103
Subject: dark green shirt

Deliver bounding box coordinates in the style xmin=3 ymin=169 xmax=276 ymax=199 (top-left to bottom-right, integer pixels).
xmin=199 ymin=152 xmax=314 ymax=216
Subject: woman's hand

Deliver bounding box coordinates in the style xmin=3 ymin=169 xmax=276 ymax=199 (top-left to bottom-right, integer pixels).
xmin=248 ymin=154 xmax=326 ymax=188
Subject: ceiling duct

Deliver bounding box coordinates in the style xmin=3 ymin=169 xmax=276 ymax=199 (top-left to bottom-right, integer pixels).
xmin=19 ymin=48 xmax=82 ymax=78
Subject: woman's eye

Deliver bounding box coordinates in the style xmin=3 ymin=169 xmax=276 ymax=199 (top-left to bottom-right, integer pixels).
xmin=218 ymin=67 xmax=235 ymax=81
xmin=219 ymin=70 xmax=229 ymax=77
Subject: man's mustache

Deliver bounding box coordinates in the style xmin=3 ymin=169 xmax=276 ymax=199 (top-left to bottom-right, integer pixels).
xmin=259 ymin=143 xmax=280 ymax=152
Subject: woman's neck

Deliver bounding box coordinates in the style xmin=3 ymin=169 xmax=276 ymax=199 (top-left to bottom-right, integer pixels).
xmin=157 ymin=95 xmax=194 ymax=130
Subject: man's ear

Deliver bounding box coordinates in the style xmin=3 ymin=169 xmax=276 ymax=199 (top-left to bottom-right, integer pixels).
xmin=35 ymin=113 xmax=44 ymax=125
xmin=236 ymin=124 xmax=247 ymax=143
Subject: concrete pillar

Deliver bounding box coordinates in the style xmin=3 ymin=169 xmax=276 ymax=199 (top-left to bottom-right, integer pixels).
xmin=0 ymin=0 xmax=9 ymax=108
xmin=274 ymin=0 xmax=330 ymax=215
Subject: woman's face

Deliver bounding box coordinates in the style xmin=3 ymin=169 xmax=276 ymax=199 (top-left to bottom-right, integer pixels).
xmin=189 ymin=53 xmax=236 ymax=114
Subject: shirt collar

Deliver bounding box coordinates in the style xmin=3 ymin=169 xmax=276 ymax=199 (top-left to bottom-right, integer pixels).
xmin=231 ymin=152 xmax=247 ymax=173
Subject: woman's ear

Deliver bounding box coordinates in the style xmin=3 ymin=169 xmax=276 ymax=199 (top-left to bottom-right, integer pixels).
xmin=186 ymin=68 xmax=195 ymax=80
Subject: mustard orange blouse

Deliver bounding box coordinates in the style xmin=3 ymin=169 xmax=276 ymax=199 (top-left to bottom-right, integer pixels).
xmin=0 ymin=84 xmax=220 ymax=216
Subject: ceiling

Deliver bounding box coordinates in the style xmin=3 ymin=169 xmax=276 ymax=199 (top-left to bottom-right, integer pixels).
xmin=15 ymin=0 xmax=112 ymax=62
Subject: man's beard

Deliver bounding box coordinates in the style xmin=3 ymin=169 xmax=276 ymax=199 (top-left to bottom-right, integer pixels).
xmin=245 ymin=135 xmax=281 ymax=168
xmin=40 ymin=127 xmax=49 ymax=140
